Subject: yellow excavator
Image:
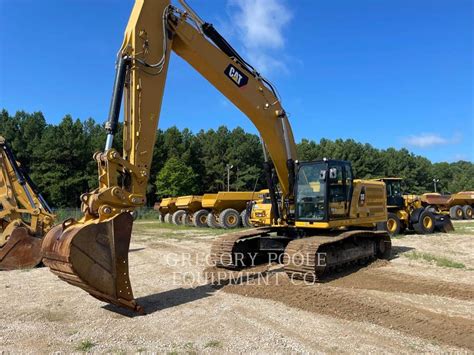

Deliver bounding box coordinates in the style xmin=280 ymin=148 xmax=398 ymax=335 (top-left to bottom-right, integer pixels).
xmin=42 ymin=0 xmax=391 ymax=313
xmin=0 ymin=136 xmax=55 ymax=270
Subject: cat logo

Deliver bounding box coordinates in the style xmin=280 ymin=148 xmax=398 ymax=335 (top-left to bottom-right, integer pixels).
xmin=224 ymin=64 xmax=248 ymax=88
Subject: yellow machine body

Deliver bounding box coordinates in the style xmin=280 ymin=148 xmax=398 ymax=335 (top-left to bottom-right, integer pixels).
xmin=374 ymin=177 xmax=453 ymax=235
xmin=0 ymin=136 xmax=55 ymax=270
xmin=42 ymin=0 xmax=391 ymax=313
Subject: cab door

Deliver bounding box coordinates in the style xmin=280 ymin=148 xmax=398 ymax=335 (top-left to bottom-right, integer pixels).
xmin=328 ymin=163 xmax=352 ymax=219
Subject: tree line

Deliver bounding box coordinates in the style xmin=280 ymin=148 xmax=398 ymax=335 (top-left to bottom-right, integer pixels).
xmin=1 ymin=110 xmax=472 ymax=208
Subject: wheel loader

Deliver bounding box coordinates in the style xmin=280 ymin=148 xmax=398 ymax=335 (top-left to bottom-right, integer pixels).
xmin=374 ymin=178 xmax=453 ymax=236
xmin=248 ymin=189 xmax=273 ymax=227
xmin=0 ymin=136 xmax=55 ymax=270
xmin=41 ymin=0 xmax=391 ymax=313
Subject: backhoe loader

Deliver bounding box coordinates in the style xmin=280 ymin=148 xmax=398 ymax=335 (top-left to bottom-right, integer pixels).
xmin=42 ymin=0 xmax=391 ymax=313
xmin=0 ymin=136 xmax=55 ymax=270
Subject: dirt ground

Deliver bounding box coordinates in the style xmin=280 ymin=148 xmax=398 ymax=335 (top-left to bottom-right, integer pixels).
xmin=1 ymin=221 xmax=473 ymax=353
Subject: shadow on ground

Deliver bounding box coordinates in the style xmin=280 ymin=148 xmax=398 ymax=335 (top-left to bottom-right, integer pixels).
xmin=103 ymin=269 xmax=268 ymax=317
xmin=390 ymin=246 xmax=415 ymax=259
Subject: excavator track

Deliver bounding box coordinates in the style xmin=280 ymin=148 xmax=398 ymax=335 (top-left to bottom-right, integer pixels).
xmin=283 ymin=231 xmax=391 ymax=282
xmin=210 ymin=227 xmax=274 ymax=269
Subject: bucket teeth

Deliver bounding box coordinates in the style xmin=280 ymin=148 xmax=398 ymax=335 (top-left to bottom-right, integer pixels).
xmin=42 ymin=212 xmax=143 ymax=313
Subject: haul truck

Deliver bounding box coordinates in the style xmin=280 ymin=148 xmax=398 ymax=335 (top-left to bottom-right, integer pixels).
xmin=156 ymin=191 xmax=265 ymax=228
xmin=153 ymin=197 xmax=177 ymax=223
xmin=202 ymin=191 xmax=263 ymax=228
xmin=421 ymin=192 xmax=474 ymax=220
xmin=173 ymin=195 xmax=203 ymax=225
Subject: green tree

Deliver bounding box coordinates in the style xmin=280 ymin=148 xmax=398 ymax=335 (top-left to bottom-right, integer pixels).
xmin=155 ymin=157 xmax=199 ymax=198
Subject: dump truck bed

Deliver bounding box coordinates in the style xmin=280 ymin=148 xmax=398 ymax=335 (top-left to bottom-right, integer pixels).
xmin=175 ymin=195 xmax=203 ymax=213
xmin=422 ymin=192 xmax=474 ymax=207
xmin=203 ymin=191 xmax=260 ymax=212
xmin=154 ymin=197 xmax=178 ymax=214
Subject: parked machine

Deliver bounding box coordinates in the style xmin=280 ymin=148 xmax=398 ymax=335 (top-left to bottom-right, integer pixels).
xmin=375 ymin=178 xmax=453 ymax=235
xmin=248 ymin=189 xmax=273 ymax=227
xmin=154 ymin=197 xmax=177 ymax=223
xmin=41 ymin=0 xmax=391 ymax=313
xmin=421 ymin=192 xmax=474 ymax=220
xmin=155 ymin=191 xmax=265 ymax=228
xmin=0 ymin=136 xmax=55 ymax=270
xmin=173 ymin=195 xmax=203 ymax=225
xmin=202 ymin=191 xmax=263 ymax=228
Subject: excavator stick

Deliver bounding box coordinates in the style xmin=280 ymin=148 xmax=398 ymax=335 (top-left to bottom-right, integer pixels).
xmin=41 ymin=213 xmax=143 ymax=313
xmin=0 ymin=227 xmax=43 ymax=270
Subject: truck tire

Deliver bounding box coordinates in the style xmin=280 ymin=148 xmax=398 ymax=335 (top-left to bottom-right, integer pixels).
xmin=240 ymin=210 xmax=252 ymax=228
xmin=462 ymin=205 xmax=473 ymax=219
xmin=219 ymin=208 xmax=241 ymax=229
xmin=207 ymin=213 xmax=220 ymax=228
xmin=449 ymin=205 xmax=464 ymax=220
xmin=193 ymin=209 xmax=209 ymax=227
xmin=378 ymin=212 xmax=401 ymax=236
xmin=413 ymin=210 xmax=435 ymax=234
xmin=171 ymin=210 xmax=186 ymax=225
xmin=158 ymin=214 xmax=165 ymax=223
xmin=164 ymin=213 xmax=172 ymax=224
xmin=183 ymin=213 xmax=193 ymax=226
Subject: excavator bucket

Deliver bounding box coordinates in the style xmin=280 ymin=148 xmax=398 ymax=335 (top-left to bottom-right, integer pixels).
xmin=41 ymin=212 xmax=143 ymax=313
xmin=434 ymin=214 xmax=454 ymax=233
xmin=0 ymin=227 xmax=43 ymax=270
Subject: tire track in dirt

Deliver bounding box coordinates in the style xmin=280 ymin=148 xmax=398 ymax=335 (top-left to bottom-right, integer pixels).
xmin=325 ymin=267 xmax=474 ymax=301
xmin=222 ymin=271 xmax=474 ymax=350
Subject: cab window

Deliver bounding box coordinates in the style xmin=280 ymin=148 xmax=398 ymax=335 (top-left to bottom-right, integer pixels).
xmin=296 ymin=163 xmax=326 ymax=221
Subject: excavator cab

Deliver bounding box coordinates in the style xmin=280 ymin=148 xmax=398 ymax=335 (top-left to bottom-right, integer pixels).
xmin=383 ymin=178 xmax=405 ymax=209
xmin=296 ymin=160 xmax=353 ymax=222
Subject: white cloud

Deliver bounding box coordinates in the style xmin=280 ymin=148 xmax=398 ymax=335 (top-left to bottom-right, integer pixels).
xmin=227 ymin=0 xmax=292 ymax=74
xmin=402 ymin=132 xmax=462 ymax=148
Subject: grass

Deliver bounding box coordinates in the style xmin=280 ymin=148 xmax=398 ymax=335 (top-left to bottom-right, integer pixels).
xmin=133 ymin=221 xmax=249 ymax=237
xmin=404 ymin=251 xmax=466 ymax=269
xmin=451 ymin=221 xmax=474 ymax=235
xmin=76 ymin=340 xmax=96 ymax=352
xmin=204 ymin=340 xmax=222 ymax=349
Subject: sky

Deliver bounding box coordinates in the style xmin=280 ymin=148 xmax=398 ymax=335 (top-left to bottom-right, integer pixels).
xmin=0 ymin=0 xmax=472 ymax=163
